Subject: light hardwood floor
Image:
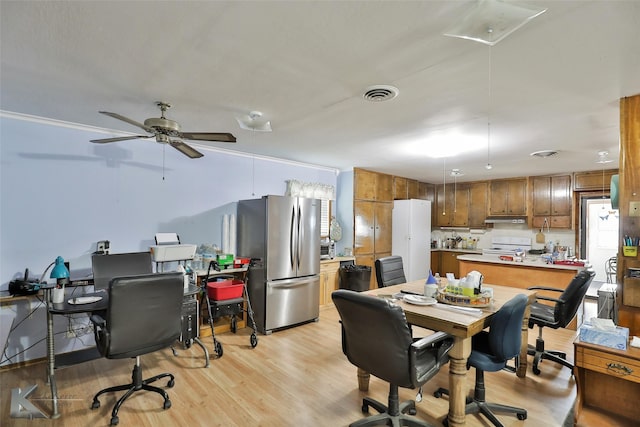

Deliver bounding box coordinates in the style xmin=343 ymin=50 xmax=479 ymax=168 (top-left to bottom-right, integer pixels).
xmin=1 ymin=303 xmax=581 ymax=427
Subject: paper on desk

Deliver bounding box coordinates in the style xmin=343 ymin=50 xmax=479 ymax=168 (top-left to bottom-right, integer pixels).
xmin=434 ymin=303 xmax=483 ymax=316
xmin=631 ymin=336 xmax=640 ymax=348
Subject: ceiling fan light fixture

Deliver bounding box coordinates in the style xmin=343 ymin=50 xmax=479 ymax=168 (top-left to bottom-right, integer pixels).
xmin=530 ymin=149 xmax=558 ymax=158
xmin=444 ymin=0 xmax=547 ymax=46
xmin=236 ymin=111 xmax=272 ymax=132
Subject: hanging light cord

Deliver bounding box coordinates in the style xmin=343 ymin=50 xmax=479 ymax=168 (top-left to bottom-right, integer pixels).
xmin=442 ymin=158 xmax=446 ymax=216
xmin=486 ymin=44 xmax=493 ymax=170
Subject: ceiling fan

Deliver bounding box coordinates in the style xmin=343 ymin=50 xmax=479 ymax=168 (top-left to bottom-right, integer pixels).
xmin=90 ymin=102 xmax=236 ymax=158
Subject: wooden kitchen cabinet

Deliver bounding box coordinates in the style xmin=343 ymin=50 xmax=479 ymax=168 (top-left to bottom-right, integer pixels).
xmin=319 ymin=260 xmax=340 ymax=305
xmin=436 ymin=183 xmax=472 ymax=227
xmin=489 ymin=178 xmax=527 ymax=216
xmin=394 ymin=176 xmax=407 ymax=200
xmin=430 ymin=251 xmax=441 ymax=276
xmin=354 ymin=201 xmax=392 ymax=255
xmin=354 ymin=168 xmax=393 ymax=201
xmin=407 ymin=179 xmax=419 ymax=199
xmin=532 ymin=174 xmax=572 ymax=229
xmin=574 ymin=169 xmax=618 ymax=191
xmin=439 ymin=251 xmax=476 ymax=278
xmin=468 ymin=181 xmax=489 ymax=227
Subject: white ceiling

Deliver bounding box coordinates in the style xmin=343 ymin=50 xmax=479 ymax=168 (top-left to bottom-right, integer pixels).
xmin=2 ymin=1 xmax=638 ymax=183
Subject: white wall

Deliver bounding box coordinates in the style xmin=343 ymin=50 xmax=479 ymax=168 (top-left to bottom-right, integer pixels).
xmin=0 ymin=114 xmax=337 ymax=365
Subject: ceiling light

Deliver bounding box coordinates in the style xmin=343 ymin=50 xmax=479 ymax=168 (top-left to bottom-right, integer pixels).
xmin=596 ymin=150 xmax=613 ymax=164
xmin=530 ymin=150 xmax=559 ymax=158
xmin=444 ymin=0 xmax=547 ymax=46
xmin=362 ymin=85 xmax=399 ymax=102
xmin=450 ymin=169 xmax=464 ymax=177
xmin=236 ymin=111 xmax=272 ymax=132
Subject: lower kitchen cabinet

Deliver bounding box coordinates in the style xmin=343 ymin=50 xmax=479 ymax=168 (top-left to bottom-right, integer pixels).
xmin=432 ymin=250 xmax=476 ymax=278
xmin=319 ymin=260 xmax=340 ymax=305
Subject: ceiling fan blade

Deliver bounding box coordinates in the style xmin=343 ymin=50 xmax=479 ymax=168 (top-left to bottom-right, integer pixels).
xmin=180 ymin=132 xmax=236 ymax=143
xmin=90 ymin=135 xmax=150 ymax=143
xmin=170 ymin=140 xmax=204 ymax=158
xmin=99 ymin=111 xmax=156 ymax=133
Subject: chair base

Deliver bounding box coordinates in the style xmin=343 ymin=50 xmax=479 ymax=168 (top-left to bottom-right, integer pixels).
xmin=434 ymin=378 xmax=527 ymax=427
xmin=91 ymin=357 xmax=175 ymax=426
xmin=527 ymin=333 xmax=574 ymax=376
xmin=351 ymin=384 xmax=435 ymax=427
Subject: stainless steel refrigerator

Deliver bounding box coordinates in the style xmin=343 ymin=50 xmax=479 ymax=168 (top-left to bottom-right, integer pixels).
xmin=237 ymin=195 xmax=320 ymax=334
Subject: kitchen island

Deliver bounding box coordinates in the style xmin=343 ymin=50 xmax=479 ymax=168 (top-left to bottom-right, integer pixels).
xmin=458 ymin=254 xmax=587 ymax=329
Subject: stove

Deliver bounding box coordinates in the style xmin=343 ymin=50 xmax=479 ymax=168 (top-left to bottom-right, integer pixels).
xmin=482 ymin=237 xmax=532 ymax=256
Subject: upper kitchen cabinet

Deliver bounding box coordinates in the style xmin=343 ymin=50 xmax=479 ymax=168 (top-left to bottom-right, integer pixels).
xmin=574 ymin=169 xmax=618 ymax=191
xmin=407 ymin=179 xmax=420 ymax=199
xmin=468 ymin=181 xmax=489 ymax=228
xmin=393 ymin=176 xmax=408 ymax=200
xmin=354 ymin=168 xmax=393 ymax=201
xmin=489 ymin=178 xmax=527 ymax=216
xmin=436 ymin=183 xmax=470 ymax=227
xmin=532 ymin=174 xmax=572 ymax=229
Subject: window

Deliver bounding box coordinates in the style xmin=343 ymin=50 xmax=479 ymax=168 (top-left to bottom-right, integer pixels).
xmin=320 ymin=199 xmax=330 ymax=237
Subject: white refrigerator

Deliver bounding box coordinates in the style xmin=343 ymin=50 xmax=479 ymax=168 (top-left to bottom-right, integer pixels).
xmin=392 ymin=199 xmax=431 ymax=282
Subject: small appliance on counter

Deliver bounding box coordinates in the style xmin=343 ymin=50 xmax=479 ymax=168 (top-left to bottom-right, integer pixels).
xmin=320 ymin=239 xmax=336 ymax=260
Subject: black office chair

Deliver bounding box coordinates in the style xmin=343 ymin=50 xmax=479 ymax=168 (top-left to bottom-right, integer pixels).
xmin=332 ymin=289 xmax=454 ymax=427
xmin=375 ymin=256 xmax=407 ymax=288
xmin=527 ymin=269 xmax=596 ymax=375
xmin=434 ymin=294 xmax=528 ymax=427
xmin=90 ymin=272 xmax=184 ymax=426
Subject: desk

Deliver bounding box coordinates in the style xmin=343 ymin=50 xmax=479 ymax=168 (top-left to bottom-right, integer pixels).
xmin=363 ymin=281 xmax=536 ymax=427
xmin=43 ymin=283 xmax=209 ymax=418
xmin=44 ymin=286 xmax=107 ymax=418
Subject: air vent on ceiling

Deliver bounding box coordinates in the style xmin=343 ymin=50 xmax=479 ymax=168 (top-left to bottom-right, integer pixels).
xmin=363 ymin=85 xmax=399 ymax=102
xmin=530 ymin=150 xmax=559 ymax=158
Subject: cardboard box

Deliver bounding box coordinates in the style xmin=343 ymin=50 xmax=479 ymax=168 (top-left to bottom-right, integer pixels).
xmin=579 ymin=323 xmax=629 ymax=350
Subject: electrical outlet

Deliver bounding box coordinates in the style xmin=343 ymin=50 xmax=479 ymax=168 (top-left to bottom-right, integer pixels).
xmin=630 ymin=201 xmax=640 ymax=217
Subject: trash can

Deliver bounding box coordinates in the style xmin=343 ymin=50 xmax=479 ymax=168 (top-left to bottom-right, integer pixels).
xmin=339 ymin=264 xmax=371 ymax=292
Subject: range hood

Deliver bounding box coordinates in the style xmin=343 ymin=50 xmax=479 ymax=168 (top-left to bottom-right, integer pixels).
xmin=484 ymin=216 xmax=527 ymax=224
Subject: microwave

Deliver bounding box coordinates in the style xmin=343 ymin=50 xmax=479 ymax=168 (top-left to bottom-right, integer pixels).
xmin=320 ymin=240 xmax=336 ymax=260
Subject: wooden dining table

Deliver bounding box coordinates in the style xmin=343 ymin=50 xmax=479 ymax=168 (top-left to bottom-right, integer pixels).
xmin=361 ymin=280 xmax=537 ymax=427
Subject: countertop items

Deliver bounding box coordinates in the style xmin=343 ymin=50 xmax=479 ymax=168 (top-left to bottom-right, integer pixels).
xmin=457 ymin=254 xmax=586 ymax=271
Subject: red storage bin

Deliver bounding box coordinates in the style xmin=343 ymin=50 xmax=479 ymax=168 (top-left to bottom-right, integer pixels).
xmin=207 ymin=279 xmax=244 ymax=300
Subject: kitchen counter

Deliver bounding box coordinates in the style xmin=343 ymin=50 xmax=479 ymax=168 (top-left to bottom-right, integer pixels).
xmin=458 ymin=254 xmax=587 ymax=329
xmin=432 ymin=248 xmax=482 ymax=254
xmin=457 ymin=254 xmax=586 ymax=271
xmin=321 ymin=256 xmax=355 ymax=264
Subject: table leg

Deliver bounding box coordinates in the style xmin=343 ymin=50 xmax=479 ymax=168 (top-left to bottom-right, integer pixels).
xmin=516 ymin=304 xmax=531 ymax=378
xmin=44 ymin=289 xmax=60 ymax=419
xmin=448 ymin=337 xmax=471 ymax=427
xmin=357 ymin=367 xmax=370 ymax=391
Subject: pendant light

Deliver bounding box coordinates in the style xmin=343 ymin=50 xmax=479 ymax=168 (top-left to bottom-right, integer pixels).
xmin=442 ymin=158 xmax=447 ymax=216
xmin=597 ymin=150 xmax=613 ymax=220
xmin=485 ymin=40 xmax=494 ymax=170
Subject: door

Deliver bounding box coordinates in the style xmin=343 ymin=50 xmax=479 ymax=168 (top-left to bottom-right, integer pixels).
xmin=266 ymin=196 xmax=297 ymax=281
xmin=297 ymin=197 xmax=320 ymax=277
xmin=265 ymin=276 xmax=320 ymax=331
xmin=581 ymin=197 xmax=618 ymax=282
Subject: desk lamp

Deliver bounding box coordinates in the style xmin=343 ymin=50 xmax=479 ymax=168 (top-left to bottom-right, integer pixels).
xmin=50 ymin=256 xmax=70 ymax=287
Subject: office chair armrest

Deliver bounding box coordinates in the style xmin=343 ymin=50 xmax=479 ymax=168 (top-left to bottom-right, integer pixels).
xmin=527 ymin=285 xmax=564 ymax=293
xmin=532 ymin=294 xmax=564 ymax=304
xmin=90 ymin=314 xmax=105 ymax=327
xmin=411 ymin=331 xmax=454 ymax=360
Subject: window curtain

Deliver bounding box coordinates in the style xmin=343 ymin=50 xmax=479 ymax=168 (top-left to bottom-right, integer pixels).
xmin=285 ymin=179 xmax=335 ymax=200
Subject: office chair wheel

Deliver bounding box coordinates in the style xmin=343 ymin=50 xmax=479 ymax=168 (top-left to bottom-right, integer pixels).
xmin=110 ymin=415 xmax=119 ymax=425
xmin=361 ymin=402 xmax=369 ymax=413
xmin=215 ymin=341 xmax=223 ymax=357
xmin=91 ymin=399 xmax=100 ymax=409
xmin=433 ymin=390 xmax=443 ymax=398
xmin=517 ymin=413 xmax=527 ymax=420
xmin=168 ymin=378 xmax=175 ymax=387
xmin=250 ymin=333 xmax=258 ymax=348
xmin=407 ymin=408 xmax=417 ymax=415
xmin=164 ymin=399 xmax=172 ymax=410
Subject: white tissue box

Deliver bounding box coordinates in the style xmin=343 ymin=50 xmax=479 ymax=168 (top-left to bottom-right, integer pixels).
xmin=579 ymin=323 xmax=629 ymax=350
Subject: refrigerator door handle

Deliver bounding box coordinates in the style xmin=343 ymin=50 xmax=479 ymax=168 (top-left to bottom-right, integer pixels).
xmin=297 ymin=204 xmax=302 ymax=270
xmin=289 ymin=205 xmax=296 ymax=270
